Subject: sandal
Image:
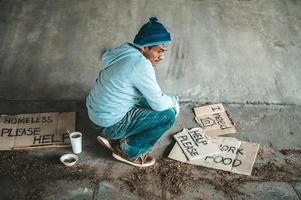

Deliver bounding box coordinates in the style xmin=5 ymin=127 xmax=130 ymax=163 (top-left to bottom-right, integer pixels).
xmin=112 ymin=145 xmax=155 ymax=167
xmin=97 ymin=136 xmax=113 ymax=151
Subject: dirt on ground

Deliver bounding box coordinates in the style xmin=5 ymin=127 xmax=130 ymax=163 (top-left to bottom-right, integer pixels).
xmin=119 ymin=147 xmax=301 ymax=198
xmin=1 ymin=147 xmax=301 ymax=199
xmin=0 ymin=151 xmax=99 ymax=200
xmin=280 ymin=149 xmax=301 ymax=157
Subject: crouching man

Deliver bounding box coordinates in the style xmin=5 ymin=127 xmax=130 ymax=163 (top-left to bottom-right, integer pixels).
xmin=86 ymin=17 xmax=179 ymax=167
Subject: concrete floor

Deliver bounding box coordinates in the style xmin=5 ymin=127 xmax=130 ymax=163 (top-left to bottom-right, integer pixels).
xmin=0 ymin=101 xmax=301 ymax=200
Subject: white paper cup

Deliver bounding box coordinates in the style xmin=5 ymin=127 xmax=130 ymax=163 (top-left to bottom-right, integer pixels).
xmin=69 ymin=132 xmax=82 ymax=154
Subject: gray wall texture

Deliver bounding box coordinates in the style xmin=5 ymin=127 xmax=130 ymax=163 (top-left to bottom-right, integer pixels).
xmin=0 ymin=0 xmax=300 ymax=104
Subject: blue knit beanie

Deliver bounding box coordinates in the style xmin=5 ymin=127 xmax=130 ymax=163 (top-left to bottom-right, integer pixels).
xmin=133 ymin=17 xmax=171 ymax=48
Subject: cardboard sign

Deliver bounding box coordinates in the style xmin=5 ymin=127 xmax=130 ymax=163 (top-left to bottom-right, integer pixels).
xmin=168 ymin=135 xmax=259 ymax=176
xmin=194 ymin=103 xmax=237 ymax=136
xmin=0 ymin=112 xmax=76 ymax=150
xmin=173 ymin=128 xmax=221 ymax=161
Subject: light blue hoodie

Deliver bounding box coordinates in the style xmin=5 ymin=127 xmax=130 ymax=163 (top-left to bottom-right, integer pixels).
xmin=86 ymin=43 xmax=177 ymax=127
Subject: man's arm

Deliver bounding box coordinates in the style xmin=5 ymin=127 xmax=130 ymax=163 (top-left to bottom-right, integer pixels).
xmin=133 ymin=61 xmax=178 ymax=111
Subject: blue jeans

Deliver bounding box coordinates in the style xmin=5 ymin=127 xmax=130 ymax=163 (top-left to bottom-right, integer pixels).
xmin=91 ymin=99 xmax=176 ymax=160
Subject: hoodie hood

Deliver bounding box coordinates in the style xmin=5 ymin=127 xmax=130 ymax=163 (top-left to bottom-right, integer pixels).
xmin=101 ymin=43 xmax=140 ymax=70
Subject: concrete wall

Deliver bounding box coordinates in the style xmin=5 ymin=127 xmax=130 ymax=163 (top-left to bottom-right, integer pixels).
xmin=0 ymin=0 xmax=301 ymax=104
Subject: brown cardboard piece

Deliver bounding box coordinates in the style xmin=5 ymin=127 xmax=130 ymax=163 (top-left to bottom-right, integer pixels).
xmin=168 ymin=135 xmax=259 ymax=176
xmin=232 ymin=141 xmax=260 ymax=175
xmin=194 ymin=103 xmax=237 ymax=136
xmin=0 ymin=112 xmax=76 ymax=150
xmin=173 ymin=128 xmax=221 ymax=161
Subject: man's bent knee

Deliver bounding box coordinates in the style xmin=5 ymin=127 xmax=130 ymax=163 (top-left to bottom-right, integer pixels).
xmin=161 ymin=108 xmax=176 ymax=125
